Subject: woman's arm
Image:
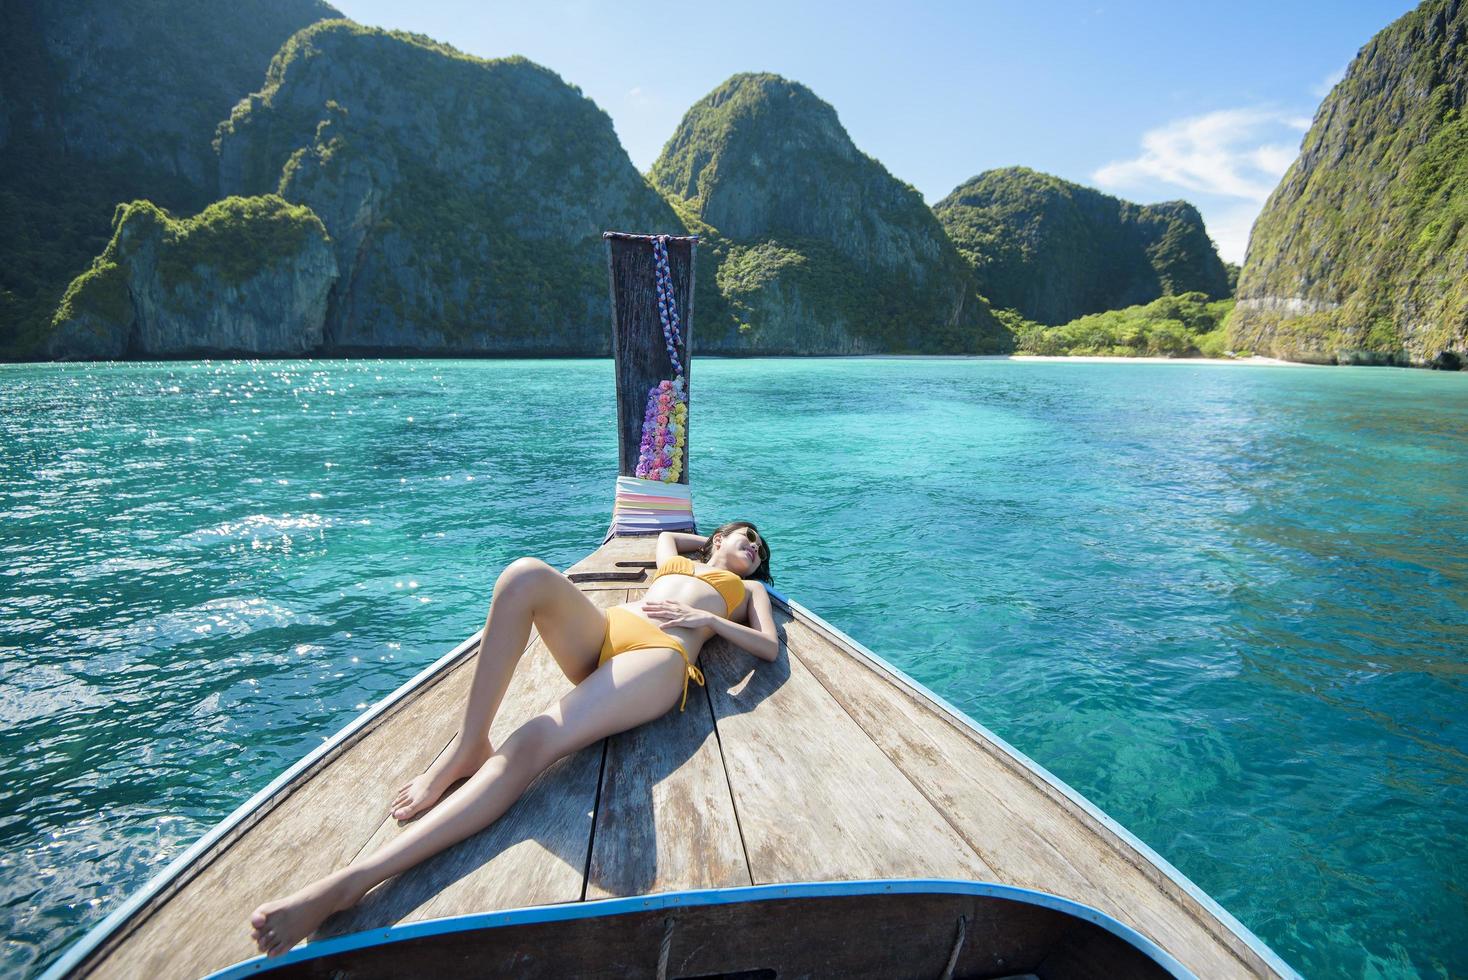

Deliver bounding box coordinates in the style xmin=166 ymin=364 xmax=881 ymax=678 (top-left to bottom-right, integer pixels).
xmin=655 ymin=530 xmax=709 ymax=564
xmin=706 ymin=582 xmax=780 ymax=662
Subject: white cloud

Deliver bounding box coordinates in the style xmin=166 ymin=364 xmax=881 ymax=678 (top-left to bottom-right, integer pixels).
xmin=1090 ymin=106 xmax=1316 ymax=265
xmin=1092 ymin=107 xmax=1309 ymax=202
xmin=1311 ymin=66 xmax=1346 ymax=98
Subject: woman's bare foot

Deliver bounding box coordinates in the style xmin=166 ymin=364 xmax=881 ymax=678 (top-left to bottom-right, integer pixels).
xmin=248 ymin=869 xmax=368 ymax=958
xmin=389 ymin=737 xmax=493 ymax=822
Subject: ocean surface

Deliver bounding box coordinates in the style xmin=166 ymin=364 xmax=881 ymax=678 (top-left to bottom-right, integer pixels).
xmin=1 ymin=357 xmax=1464 ymax=978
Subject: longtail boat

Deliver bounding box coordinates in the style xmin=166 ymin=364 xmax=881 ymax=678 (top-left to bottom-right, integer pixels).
xmin=40 ymin=232 xmax=1301 ymax=980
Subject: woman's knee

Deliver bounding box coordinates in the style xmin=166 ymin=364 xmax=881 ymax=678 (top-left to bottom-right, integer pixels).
xmin=494 ymin=557 xmax=558 ymax=604
xmin=499 ymin=714 xmax=562 ymax=771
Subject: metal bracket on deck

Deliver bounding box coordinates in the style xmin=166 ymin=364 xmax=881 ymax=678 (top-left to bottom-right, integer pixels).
xmin=566 ymin=561 xmax=655 ymax=584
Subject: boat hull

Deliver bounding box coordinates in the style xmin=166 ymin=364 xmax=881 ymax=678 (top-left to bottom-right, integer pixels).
xmin=203 ymin=880 xmax=1186 ymax=979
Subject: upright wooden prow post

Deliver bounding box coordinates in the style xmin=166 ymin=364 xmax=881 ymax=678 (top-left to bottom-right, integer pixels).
xmin=603 ymin=232 xmax=699 ymax=541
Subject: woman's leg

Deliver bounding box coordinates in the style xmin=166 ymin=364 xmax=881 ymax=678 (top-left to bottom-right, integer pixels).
xmin=390 ymin=557 xmax=608 ymax=821
xmin=250 ymin=646 xmax=688 ymax=958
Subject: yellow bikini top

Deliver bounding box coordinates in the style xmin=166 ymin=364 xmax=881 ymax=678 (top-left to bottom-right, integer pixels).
xmin=653 ymin=555 xmax=746 ymax=617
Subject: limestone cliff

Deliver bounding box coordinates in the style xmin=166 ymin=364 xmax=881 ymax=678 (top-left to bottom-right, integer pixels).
xmin=1230 ymin=0 xmax=1467 ymax=368
xmin=933 ymin=167 xmax=1231 ymax=326
xmin=0 ymin=0 xmax=340 ymax=357
xmin=650 ymin=73 xmax=1007 ymax=354
xmin=214 ymin=21 xmax=682 ymax=354
xmin=48 ymin=196 xmax=336 ymax=359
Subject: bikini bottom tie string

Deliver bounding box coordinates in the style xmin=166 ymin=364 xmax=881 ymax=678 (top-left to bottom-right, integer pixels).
xmin=681 ymin=662 xmax=706 ymax=712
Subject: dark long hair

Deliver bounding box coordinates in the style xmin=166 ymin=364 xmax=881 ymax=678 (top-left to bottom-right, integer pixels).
xmin=698 ymin=520 xmax=773 ymax=585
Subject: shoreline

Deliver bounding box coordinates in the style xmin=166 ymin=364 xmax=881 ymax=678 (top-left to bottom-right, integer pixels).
xmin=854 ymin=354 xmax=1315 ymax=366
xmin=0 ymin=354 xmax=1386 ymax=369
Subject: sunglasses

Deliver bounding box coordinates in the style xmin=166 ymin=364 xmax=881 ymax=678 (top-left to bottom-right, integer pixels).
xmin=737 ymin=527 xmax=767 ymax=559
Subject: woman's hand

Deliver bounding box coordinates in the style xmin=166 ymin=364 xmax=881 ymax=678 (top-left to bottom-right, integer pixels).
xmin=641 ymin=599 xmax=716 ymax=630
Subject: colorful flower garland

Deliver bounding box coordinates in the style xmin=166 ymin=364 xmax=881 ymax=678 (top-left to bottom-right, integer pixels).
xmin=636 ymin=236 xmax=688 ymax=482
xmin=636 ymin=378 xmax=686 ymax=481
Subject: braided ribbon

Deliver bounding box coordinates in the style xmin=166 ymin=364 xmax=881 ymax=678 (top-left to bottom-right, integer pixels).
xmin=652 ymin=236 xmax=685 ymax=377
xmin=636 ymin=236 xmax=688 ymax=482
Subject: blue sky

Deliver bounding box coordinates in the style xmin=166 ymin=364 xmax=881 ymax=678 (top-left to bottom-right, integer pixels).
xmin=330 ymin=0 xmax=1419 ymax=264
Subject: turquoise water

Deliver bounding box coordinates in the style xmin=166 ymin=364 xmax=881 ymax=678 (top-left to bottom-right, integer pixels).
xmin=2 ymin=357 xmax=1464 ymax=978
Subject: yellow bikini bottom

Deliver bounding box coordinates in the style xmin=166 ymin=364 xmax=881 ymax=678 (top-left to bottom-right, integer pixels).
xmin=599 ymin=606 xmax=706 ymax=712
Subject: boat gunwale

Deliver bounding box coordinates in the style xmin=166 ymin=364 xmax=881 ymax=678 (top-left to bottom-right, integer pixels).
xmin=767 ymin=586 xmax=1302 ymax=980
xmin=36 ymin=629 xmax=487 ymax=980
xmin=197 ymin=878 xmax=1193 ymax=979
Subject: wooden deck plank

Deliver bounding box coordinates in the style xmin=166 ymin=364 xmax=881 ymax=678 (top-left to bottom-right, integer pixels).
xmin=585 ymin=588 xmax=751 ymax=899
xmin=785 ymin=615 xmax=1269 ymax=979
xmin=320 ymin=589 xmax=629 ymax=935
xmin=699 ymin=606 xmax=996 ymax=884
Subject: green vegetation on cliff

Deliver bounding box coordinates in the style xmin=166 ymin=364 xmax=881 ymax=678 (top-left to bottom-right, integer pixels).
xmin=51 ymin=223 xmax=132 ymax=331
xmin=1223 ymin=261 xmax=1241 ymax=296
xmin=53 ymin=195 xmax=328 ymax=323
xmin=1231 ymin=0 xmax=1467 ymax=367
xmin=49 ymin=194 xmax=336 ymax=358
xmin=934 ymin=167 xmax=1231 ymax=326
xmin=1008 ymin=292 xmax=1241 ymax=358
xmin=650 ymin=73 xmax=1006 ymax=354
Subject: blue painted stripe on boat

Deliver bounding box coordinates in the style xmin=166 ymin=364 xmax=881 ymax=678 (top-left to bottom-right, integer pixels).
xmin=200 ymin=878 xmax=1193 ymax=978
xmin=35 ymin=630 xmax=485 ymax=980
xmin=766 ymin=587 xmax=1302 ymax=980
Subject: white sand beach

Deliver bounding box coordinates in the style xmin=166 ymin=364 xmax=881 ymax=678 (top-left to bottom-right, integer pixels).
xmin=852 ymin=354 xmax=1315 ymax=366
xmin=993 ymin=354 xmax=1311 ymax=366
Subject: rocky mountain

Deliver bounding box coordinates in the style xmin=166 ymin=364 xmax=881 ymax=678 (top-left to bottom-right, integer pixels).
xmin=0 ymin=0 xmax=340 ymax=357
xmin=650 ymin=73 xmax=1007 ymax=354
xmin=208 ymin=20 xmax=682 ymax=355
xmin=47 ymin=196 xmax=335 ymax=358
xmin=1229 ymin=0 xmax=1467 ymax=367
xmin=933 ymin=167 xmax=1231 ymax=326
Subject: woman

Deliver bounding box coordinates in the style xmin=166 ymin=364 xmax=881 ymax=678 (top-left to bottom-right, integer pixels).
xmin=248 ymin=522 xmax=777 ymax=958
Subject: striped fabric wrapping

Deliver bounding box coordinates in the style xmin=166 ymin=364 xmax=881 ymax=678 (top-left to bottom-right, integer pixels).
xmin=611 ymin=475 xmax=695 ymax=534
